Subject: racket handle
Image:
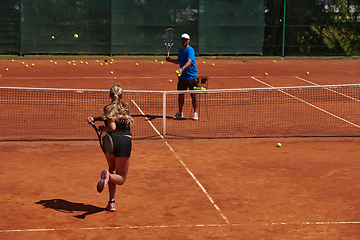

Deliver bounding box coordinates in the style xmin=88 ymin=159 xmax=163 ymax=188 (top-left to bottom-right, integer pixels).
xmin=90 ymin=121 xmax=97 ymax=129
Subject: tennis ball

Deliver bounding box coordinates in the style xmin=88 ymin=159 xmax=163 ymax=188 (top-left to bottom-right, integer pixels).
xmin=277 ymin=143 xmax=282 ymax=147
xmin=5 ymin=68 xmax=9 ymax=71
xmin=212 ymin=63 xmax=214 ymax=66
xmin=85 ymin=62 xmax=88 ymax=65
xmin=306 ymin=71 xmax=310 ymax=75
xmin=100 ymin=63 xmax=103 ymax=66
xmin=25 ymin=64 xmax=28 ymax=67
xmin=161 ymin=61 xmax=163 ymax=64
xmin=50 ymin=60 xmax=53 ymax=63
xmin=177 ymin=74 xmax=181 ymax=77
xmin=52 ymin=36 xmax=55 ymax=39
xmin=203 ymin=61 xmax=205 ymax=64
xmin=105 ymin=63 xmax=108 ymax=66
xmin=73 ymin=63 xmax=76 ymax=66
xmin=80 ymin=61 xmax=83 ymax=64
xmin=175 ymin=70 xmax=179 ymax=74
xmin=111 ymin=59 xmax=114 ymax=62
xmin=110 ymin=62 xmax=113 ymax=65
xmin=169 ymin=79 xmax=172 ymax=83
xmin=110 ymin=71 xmax=113 ymax=74
xmin=21 ymin=62 xmax=24 ymax=65
xmin=136 ymin=63 xmax=138 ymax=66
xmin=68 ymin=61 xmax=71 ymax=64
xmin=11 ymin=59 xmax=14 ymax=62
xmin=54 ymin=62 xmax=57 ymax=65
xmin=74 ymin=34 xmax=78 ymax=38
xmin=273 ymin=60 xmax=276 ymax=63
xmin=154 ymin=59 xmax=158 ymax=62
xmin=31 ymin=63 xmax=35 ymax=66
xmin=265 ymin=73 xmax=268 ymax=76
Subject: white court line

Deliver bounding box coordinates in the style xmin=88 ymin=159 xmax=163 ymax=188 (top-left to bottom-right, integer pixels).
xmin=2 ymin=221 xmax=360 ymax=233
xmin=251 ymin=77 xmax=360 ymax=130
xmin=295 ymin=76 xmax=360 ymax=103
xmin=131 ymin=100 xmax=230 ymax=224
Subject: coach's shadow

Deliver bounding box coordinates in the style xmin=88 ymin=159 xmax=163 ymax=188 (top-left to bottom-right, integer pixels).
xmin=36 ymin=199 xmax=105 ymax=219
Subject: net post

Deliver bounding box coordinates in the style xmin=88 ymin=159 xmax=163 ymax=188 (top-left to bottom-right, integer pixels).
xmin=163 ymin=92 xmax=167 ymax=136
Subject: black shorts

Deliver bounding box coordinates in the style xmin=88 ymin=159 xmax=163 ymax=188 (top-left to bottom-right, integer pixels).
xmin=110 ymin=133 xmax=132 ymax=158
xmin=177 ymin=78 xmax=198 ymax=90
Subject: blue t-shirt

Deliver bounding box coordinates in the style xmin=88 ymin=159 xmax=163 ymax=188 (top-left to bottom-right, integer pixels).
xmin=178 ymin=46 xmax=198 ymax=80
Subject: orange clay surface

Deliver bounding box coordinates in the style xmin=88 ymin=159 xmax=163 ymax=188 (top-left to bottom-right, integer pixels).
xmin=0 ymin=57 xmax=360 ymax=239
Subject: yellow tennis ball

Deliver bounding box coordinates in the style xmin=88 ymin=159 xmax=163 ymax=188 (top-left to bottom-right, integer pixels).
xmin=306 ymin=71 xmax=310 ymax=75
xmin=96 ymin=60 xmax=99 ymax=63
xmin=212 ymin=63 xmax=214 ymax=66
xmin=105 ymin=63 xmax=108 ymax=66
xmin=175 ymin=70 xmax=179 ymax=74
xmin=169 ymin=79 xmax=172 ymax=83
xmin=25 ymin=64 xmax=28 ymax=67
xmin=110 ymin=71 xmax=113 ymax=74
xmin=273 ymin=60 xmax=276 ymax=63
xmin=111 ymin=59 xmax=114 ymax=62
xmin=203 ymin=61 xmax=205 ymax=64
xmin=100 ymin=63 xmax=103 ymax=66
xmin=80 ymin=61 xmax=83 ymax=64
xmin=54 ymin=62 xmax=57 ymax=65
xmin=11 ymin=59 xmax=14 ymax=62
xmin=22 ymin=62 xmax=24 ymax=65
xmin=74 ymin=34 xmax=78 ymax=38
xmin=265 ymin=73 xmax=268 ymax=76
xmin=161 ymin=61 xmax=163 ymax=64
xmin=177 ymin=74 xmax=181 ymax=77
xmin=52 ymin=35 xmax=55 ymax=39
xmin=154 ymin=59 xmax=158 ymax=62
xmin=68 ymin=61 xmax=71 ymax=64
xmin=50 ymin=60 xmax=53 ymax=63
xmin=277 ymin=143 xmax=282 ymax=147
xmin=5 ymin=68 xmax=9 ymax=71
xmin=31 ymin=63 xmax=35 ymax=66
xmin=136 ymin=63 xmax=138 ymax=66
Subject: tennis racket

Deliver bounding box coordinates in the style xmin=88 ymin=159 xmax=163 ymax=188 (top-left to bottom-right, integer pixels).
xmin=90 ymin=122 xmax=113 ymax=156
xmin=163 ymin=28 xmax=176 ymax=57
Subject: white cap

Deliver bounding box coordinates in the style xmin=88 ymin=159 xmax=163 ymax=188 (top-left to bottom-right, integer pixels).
xmin=181 ymin=33 xmax=190 ymax=39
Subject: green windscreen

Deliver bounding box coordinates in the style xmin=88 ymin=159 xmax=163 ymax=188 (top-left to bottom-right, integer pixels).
xmin=0 ymin=0 xmax=265 ymax=55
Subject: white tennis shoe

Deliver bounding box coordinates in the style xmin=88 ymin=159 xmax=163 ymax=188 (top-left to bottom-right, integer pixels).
xmin=192 ymin=112 xmax=199 ymax=120
xmin=97 ymin=169 xmax=110 ymax=193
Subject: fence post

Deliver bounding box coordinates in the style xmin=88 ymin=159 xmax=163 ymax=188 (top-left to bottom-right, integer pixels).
xmin=282 ymin=0 xmax=286 ymax=58
xmin=19 ymin=0 xmax=22 ymax=57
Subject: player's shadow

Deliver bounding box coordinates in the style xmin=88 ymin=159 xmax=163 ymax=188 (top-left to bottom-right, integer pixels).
xmin=36 ymin=199 xmax=105 ymax=219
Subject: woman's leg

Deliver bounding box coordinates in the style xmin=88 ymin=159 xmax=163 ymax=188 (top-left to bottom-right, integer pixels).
xmin=106 ymin=156 xmax=130 ymax=202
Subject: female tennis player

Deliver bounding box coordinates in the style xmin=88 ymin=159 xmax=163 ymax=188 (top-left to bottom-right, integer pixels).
xmin=87 ymin=84 xmax=133 ymax=212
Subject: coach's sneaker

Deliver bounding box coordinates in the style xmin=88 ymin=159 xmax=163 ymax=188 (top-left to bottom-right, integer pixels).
xmin=97 ymin=170 xmax=110 ymax=193
xmin=192 ymin=112 xmax=199 ymax=121
xmin=106 ymin=200 xmax=115 ymax=212
xmin=173 ymin=111 xmax=183 ymax=119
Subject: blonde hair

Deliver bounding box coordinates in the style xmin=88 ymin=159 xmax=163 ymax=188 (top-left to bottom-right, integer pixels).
xmin=103 ymin=84 xmax=133 ymax=125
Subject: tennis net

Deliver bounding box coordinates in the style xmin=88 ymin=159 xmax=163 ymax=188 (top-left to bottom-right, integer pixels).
xmin=1 ymin=84 xmax=360 ymax=141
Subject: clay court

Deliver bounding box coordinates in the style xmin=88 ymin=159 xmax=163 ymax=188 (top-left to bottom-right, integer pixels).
xmin=1 ymin=57 xmax=360 ymax=239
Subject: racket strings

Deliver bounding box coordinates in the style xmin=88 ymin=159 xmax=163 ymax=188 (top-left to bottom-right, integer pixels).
xmin=164 ymin=31 xmax=175 ymax=46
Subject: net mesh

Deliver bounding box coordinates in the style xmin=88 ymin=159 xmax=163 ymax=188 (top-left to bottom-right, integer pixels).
xmin=1 ymin=85 xmax=360 ymax=141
